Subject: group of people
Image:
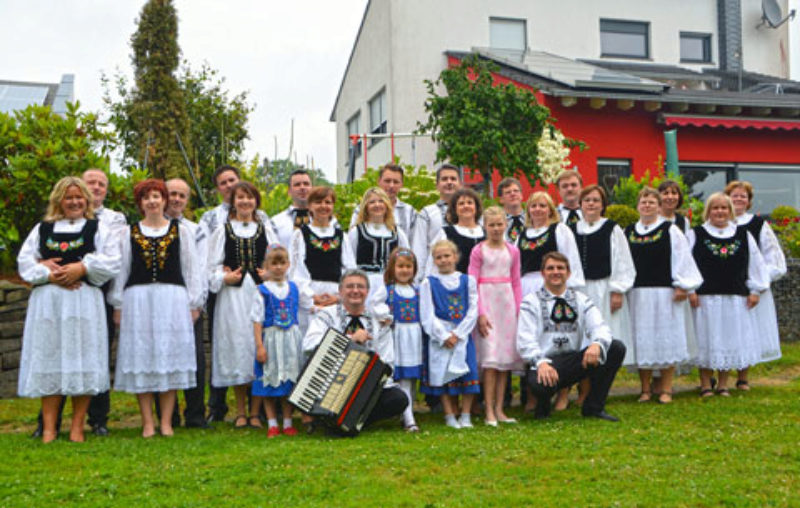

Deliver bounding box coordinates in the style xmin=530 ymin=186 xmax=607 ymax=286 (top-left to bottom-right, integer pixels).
xmin=16 ymin=161 xmax=785 ymax=442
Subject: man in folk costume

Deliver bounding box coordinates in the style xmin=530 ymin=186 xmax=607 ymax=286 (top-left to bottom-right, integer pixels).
xmin=556 ymin=169 xmax=583 ymax=226
xmin=272 ymin=169 xmax=323 ymax=247
xmin=497 ymin=177 xmax=526 ymax=243
xmin=517 ymin=252 xmax=626 ymax=421
xmin=350 ymin=163 xmax=417 ymax=239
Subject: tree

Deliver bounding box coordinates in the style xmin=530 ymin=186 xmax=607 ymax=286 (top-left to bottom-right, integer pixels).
xmin=115 ymin=0 xmax=190 ymax=180
xmin=256 ymin=158 xmax=332 ymax=191
xmin=0 ymin=104 xmax=116 ymax=272
xmin=417 ymin=53 xmax=558 ymax=196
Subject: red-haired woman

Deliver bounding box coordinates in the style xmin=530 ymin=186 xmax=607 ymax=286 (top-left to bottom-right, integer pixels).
xmin=110 ymin=179 xmax=203 ymax=438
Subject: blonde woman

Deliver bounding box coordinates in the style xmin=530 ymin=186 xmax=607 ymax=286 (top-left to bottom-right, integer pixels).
xmin=18 ymin=177 xmax=121 ymax=442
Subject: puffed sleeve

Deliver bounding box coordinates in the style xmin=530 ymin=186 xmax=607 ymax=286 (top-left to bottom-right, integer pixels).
xmin=347 ymin=226 xmax=360 ymax=261
xmin=759 ymin=222 xmax=787 ymax=282
xmin=397 ymin=229 xmax=410 ymax=249
xmin=516 ymin=295 xmax=546 ymax=366
xmin=257 ymin=211 xmax=278 ymax=245
xmin=608 ymin=224 xmax=636 ymax=294
xmin=250 ymin=289 xmax=265 ymax=323
xmin=207 ymin=225 xmax=227 ymax=294
xmin=349 ymin=206 xmax=360 ymax=228
xmin=581 ymin=293 xmax=612 ymax=364
xmin=340 ymin=228 xmax=356 ymax=272
xmin=672 ymin=226 xmax=703 ymax=291
xmin=423 ymin=229 xmax=447 ymax=278
xmin=296 ymin=279 xmax=315 ymax=312
xmin=17 ymin=224 xmax=50 ymax=285
xmin=289 ymin=228 xmax=312 ymax=287
xmin=509 ymin=243 xmax=523 ymax=310
xmin=452 ymin=275 xmax=478 ymax=342
xmin=419 ymin=277 xmax=449 ymax=346
xmin=108 ymin=225 xmax=132 ymax=309
xmin=193 ymin=221 xmax=210 ymax=306
xmin=303 ymin=307 xmax=336 ymax=353
xmin=555 ymin=223 xmax=585 ymax=289
xmin=467 ymin=242 xmax=484 ymax=314
xmin=411 ymin=208 xmax=431 ymax=281
xmin=83 ymin=222 xmax=122 ymax=287
xmin=745 ymin=232 xmax=770 ymax=294
xmin=179 ymin=223 xmax=203 ymax=310
xmin=367 ymin=283 xmax=391 ymax=322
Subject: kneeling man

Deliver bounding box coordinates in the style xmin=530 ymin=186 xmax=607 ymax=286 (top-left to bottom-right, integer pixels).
xmin=303 ymin=269 xmax=408 ymax=430
xmin=517 ymin=252 xmax=625 ymax=421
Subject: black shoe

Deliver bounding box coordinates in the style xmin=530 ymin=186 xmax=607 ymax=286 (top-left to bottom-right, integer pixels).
xmin=92 ymin=424 xmax=110 ymax=436
xmin=205 ymin=413 xmax=225 ymax=424
xmin=185 ymin=420 xmax=211 ymax=429
xmin=583 ymin=410 xmax=619 ymax=422
xmin=30 ymin=425 xmax=44 ymax=438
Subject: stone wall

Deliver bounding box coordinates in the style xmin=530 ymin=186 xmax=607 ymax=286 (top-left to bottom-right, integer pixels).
xmin=772 ymin=257 xmax=800 ymax=343
xmin=0 ymin=281 xmax=30 ymax=398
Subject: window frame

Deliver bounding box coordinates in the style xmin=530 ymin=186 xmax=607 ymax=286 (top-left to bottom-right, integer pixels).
xmin=489 ymin=16 xmax=528 ymax=52
xmin=368 ymin=89 xmax=387 ymax=146
xmin=680 ymin=32 xmax=712 ymax=63
xmin=596 ymin=158 xmax=632 ymax=196
xmin=346 ymin=112 xmax=362 ymax=159
xmin=600 ymin=18 xmax=650 ymax=59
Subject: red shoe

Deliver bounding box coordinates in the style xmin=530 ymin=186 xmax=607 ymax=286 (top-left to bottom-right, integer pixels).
xmin=266 ymin=426 xmax=280 ymax=438
xmin=282 ymin=426 xmax=298 ymax=436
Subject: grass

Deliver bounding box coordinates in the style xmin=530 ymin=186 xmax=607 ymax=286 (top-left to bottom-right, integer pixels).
xmin=1 ymin=345 xmax=799 ymax=507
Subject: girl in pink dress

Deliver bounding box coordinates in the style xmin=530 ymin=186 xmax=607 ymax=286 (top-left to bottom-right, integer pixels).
xmin=468 ymin=206 xmax=523 ymax=426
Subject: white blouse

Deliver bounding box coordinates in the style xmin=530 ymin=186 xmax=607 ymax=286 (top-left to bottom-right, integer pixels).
xmin=347 ymin=222 xmax=410 ymax=259
xmin=633 ymin=217 xmax=703 ymax=291
xmin=248 ymin=279 xmax=315 ymax=323
xmin=574 ymin=218 xmax=636 ymax=293
xmin=108 ymin=221 xmax=203 ymax=309
xmin=736 ymin=213 xmax=787 ymax=282
xmin=18 ymin=218 xmax=121 ymax=287
xmin=419 ymin=271 xmax=478 ymax=346
xmin=288 ymin=224 xmax=356 ymax=286
xmin=207 ymin=219 xmax=273 ymax=294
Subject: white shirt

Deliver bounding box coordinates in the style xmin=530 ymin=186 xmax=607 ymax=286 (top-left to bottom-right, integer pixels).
xmin=411 ymin=200 xmax=449 ymax=279
xmin=207 ymin=219 xmax=272 ymax=294
xmin=288 ymin=224 xmax=356 ymax=287
xmin=574 ymin=218 xmax=636 ymax=293
xmin=736 ymin=213 xmax=787 ymax=282
xmin=199 ymin=202 xmax=274 ymax=237
xmin=632 ymin=218 xmax=703 ymax=290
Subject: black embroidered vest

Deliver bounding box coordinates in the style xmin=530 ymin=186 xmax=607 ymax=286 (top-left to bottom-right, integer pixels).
xmin=301 ymin=224 xmax=344 ymax=283
xmin=743 ymin=215 xmax=765 ymax=248
xmin=443 ymin=225 xmax=485 ymax=274
xmin=626 ymin=222 xmax=672 ymax=288
xmin=693 ymin=226 xmax=749 ymax=296
xmin=518 ymin=223 xmax=558 ymax=275
xmin=571 ymin=220 xmax=615 ymax=281
xmin=355 ymin=223 xmax=398 ymax=273
xmin=673 ymin=213 xmax=687 ymax=232
xmin=125 ymin=220 xmax=185 ymax=288
xmin=39 ymin=219 xmax=98 ymax=284
xmin=222 ymin=221 xmax=268 ymax=287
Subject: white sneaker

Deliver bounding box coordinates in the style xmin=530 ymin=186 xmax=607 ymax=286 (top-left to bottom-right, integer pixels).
xmin=459 ymin=414 xmax=474 ymax=428
xmin=445 ymin=417 xmax=461 ymax=429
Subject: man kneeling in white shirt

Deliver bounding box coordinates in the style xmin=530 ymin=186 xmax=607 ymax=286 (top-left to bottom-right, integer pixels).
xmin=517 ymin=252 xmax=626 ymax=421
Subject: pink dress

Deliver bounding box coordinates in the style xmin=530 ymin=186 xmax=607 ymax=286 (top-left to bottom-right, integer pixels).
xmin=468 ymin=242 xmax=524 ymax=371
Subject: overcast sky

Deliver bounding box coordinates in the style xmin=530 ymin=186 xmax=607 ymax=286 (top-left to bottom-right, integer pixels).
xmin=0 ymin=0 xmax=368 ymax=180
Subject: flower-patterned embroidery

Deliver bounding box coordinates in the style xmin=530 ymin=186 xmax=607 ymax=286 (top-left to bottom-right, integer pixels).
xmin=704 ymin=238 xmax=741 ymax=259
xmin=518 ymin=230 xmax=551 ymax=251
xmin=387 ymin=287 xmax=419 ymax=322
xmin=309 ymin=233 xmax=341 ymax=252
xmin=132 ymin=222 xmax=179 ymax=270
xmin=45 ymin=236 xmax=84 ymax=252
xmin=628 ymin=228 xmax=663 ymax=244
xmin=272 ymin=298 xmax=293 ymax=329
xmin=446 ymin=292 xmax=464 ymax=321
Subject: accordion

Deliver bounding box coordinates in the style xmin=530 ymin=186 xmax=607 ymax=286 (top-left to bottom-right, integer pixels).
xmin=289 ymin=327 xmax=392 ymax=434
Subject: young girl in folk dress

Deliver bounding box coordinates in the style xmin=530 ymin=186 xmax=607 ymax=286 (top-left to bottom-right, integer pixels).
xmin=384 ymin=247 xmax=423 ymax=432
xmin=250 ymin=246 xmax=313 ymax=438
xmin=420 ymin=240 xmax=480 ymax=429
xmin=468 ymin=207 xmax=523 ymax=426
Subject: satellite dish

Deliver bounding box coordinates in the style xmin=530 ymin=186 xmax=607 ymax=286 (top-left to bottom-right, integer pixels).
xmin=758 ymin=0 xmax=796 ymax=29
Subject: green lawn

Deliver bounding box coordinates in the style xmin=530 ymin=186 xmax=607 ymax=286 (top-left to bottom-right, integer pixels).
xmin=2 ymin=345 xmax=799 ymax=508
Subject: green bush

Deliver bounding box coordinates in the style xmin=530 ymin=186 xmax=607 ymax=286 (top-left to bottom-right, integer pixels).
xmin=605 ymin=204 xmax=639 ymax=228
xmin=770 ymin=205 xmax=799 ymax=222
xmin=768 ymin=205 xmax=800 ymax=258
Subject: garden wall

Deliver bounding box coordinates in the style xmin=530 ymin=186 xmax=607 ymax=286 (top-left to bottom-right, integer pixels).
xmin=1 ymin=260 xmax=799 ymax=398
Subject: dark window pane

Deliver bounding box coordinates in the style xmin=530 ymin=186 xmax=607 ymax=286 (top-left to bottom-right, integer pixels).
xmin=600 ymin=19 xmax=649 ymax=58
xmin=598 ymin=160 xmax=631 ymax=197
xmin=680 ymin=33 xmax=711 ymax=62
xmin=738 ymin=168 xmax=800 ymax=215
xmin=680 ymin=166 xmax=731 ymax=204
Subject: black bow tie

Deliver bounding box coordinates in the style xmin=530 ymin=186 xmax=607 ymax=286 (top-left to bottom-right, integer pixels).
xmin=345 ymin=315 xmax=365 ymax=335
xmin=550 ymin=297 xmax=577 ymax=324
xmin=507 ymin=214 xmax=525 ymax=242
xmin=293 ymin=208 xmax=310 ymax=229
xmin=565 ymin=209 xmax=580 ymax=226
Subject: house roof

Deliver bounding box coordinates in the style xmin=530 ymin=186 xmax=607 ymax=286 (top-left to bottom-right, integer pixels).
xmin=329 ymin=0 xmax=372 ymax=122
xmin=0 ymin=80 xmax=58 ymax=114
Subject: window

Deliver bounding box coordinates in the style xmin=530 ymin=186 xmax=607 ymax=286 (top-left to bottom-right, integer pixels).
xmin=346 ymin=113 xmax=361 ymax=159
xmin=679 ymin=164 xmax=734 ymax=204
xmin=738 ymin=166 xmax=800 ymax=214
xmin=680 ymin=32 xmax=712 ymax=63
xmin=369 ymin=89 xmax=387 ymax=144
xmin=490 ymin=17 xmax=527 ymax=51
xmin=597 ymin=159 xmax=631 ymax=196
xmin=600 ymin=19 xmax=649 ymax=59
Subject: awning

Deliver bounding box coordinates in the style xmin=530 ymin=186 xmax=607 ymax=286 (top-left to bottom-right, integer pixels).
xmin=663 ymin=114 xmax=800 ymax=131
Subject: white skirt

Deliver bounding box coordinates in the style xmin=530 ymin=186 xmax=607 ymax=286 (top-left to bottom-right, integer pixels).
xmin=18 ymin=283 xmax=109 ymax=397
xmin=628 ymin=287 xmax=693 ymax=368
xmin=115 ymin=283 xmax=196 ymax=393
xmin=582 ymin=278 xmax=635 ymax=366
xmin=394 ymin=322 xmax=423 ymax=369
xmin=212 ymin=274 xmax=258 ymax=387
xmin=693 ymin=294 xmax=761 ymax=370
xmin=753 ymin=289 xmax=781 ymax=363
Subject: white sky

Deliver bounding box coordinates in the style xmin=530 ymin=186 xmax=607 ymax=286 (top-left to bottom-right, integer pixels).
xmin=0 ymin=0 xmax=369 ymax=181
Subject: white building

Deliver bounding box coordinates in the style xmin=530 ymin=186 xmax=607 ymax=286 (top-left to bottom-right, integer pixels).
xmin=0 ymin=74 xmax=75 ymax=116
xmin=330 ymin=0 xmax=796 ymax=183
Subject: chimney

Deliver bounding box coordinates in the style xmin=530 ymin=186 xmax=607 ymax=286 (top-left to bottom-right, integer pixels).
xmin=717 ymin=0 xmax=743 ymax=71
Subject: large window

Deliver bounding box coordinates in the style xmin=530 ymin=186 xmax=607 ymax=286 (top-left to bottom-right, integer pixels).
xmin=680 ymin=32 xmax=712 ymax=63
xmin=490 ymin=17 xmax=527 ymax=51
xmin=346 ymin=113 xmax=361 ymax=159
xmin=600 ymin=19 xmax=649 ymax=59
xmin=597 ymin=159 xmax=631 ymax=196
xmin=369 ymin=89 xmax=387 ymax=143
xmin=679 ymin=164 xmax=732 ymax=204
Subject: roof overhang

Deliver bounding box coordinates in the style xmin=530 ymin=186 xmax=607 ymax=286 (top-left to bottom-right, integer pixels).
xmin=661 ymin=114 xmax=800 ymax=131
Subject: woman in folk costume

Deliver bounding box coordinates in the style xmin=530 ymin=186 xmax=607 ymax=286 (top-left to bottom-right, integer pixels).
xmin=420 ymin=239 xmax=480 ymax=429
xmin=658 ymin=179 xmax=690 ymax=234
xmin=425 ymin=187 xmax=485 ymax=277
xmin=725 ymin=181 xmax=786 ymax=390
xmin=468 ymin=206 xmax=523 ymax=426
xmin=208 ymin=181 xmax=277 ymax=428
xmin=111 ymin=179 xmax=202 ymax=438
xmin=560 ymin=185 xmax=635 ymax=409
xmin=687 ymin=192 xmax=769 ymax=397
xmin=517 ymin=191 xmax=584 ymax=297
xmin=18 ymin=177 xmax=120 ymax=443
xmin=625 ymin=187 xmax=702 ymax=404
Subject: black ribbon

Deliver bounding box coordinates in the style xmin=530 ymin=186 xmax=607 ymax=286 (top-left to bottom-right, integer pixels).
xmin=550 ymin=297 xmax=577 ymax=324
xmin=507 ymin=214 xmax=525 ymax=242
xmin=293 ymin=208 xmax=310 ymax=229
xmin=566 ymin=209 xmax=580 ymax=226
xmin=345 ymin=315 xmax=365 ymax=335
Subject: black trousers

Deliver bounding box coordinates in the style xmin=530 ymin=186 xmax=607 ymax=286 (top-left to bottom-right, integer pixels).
xmin=364 ymin=386 xmax=409 ymax=427
xmin=527 ymin=339 xmax=626 ymax=418
xmin=154 ymin=314 xmax=206 ymax=426
xmin=205 ymin=293 xmax=229 ymax=419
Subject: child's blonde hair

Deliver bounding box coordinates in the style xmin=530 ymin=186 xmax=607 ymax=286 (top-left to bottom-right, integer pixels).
xmin=431 ymin=239 xmax=460 ymax=263
xmin=263 ymin=245 xmax=289 ymax=269
xmin=483 ymin=205 xmax=506 ymax=224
